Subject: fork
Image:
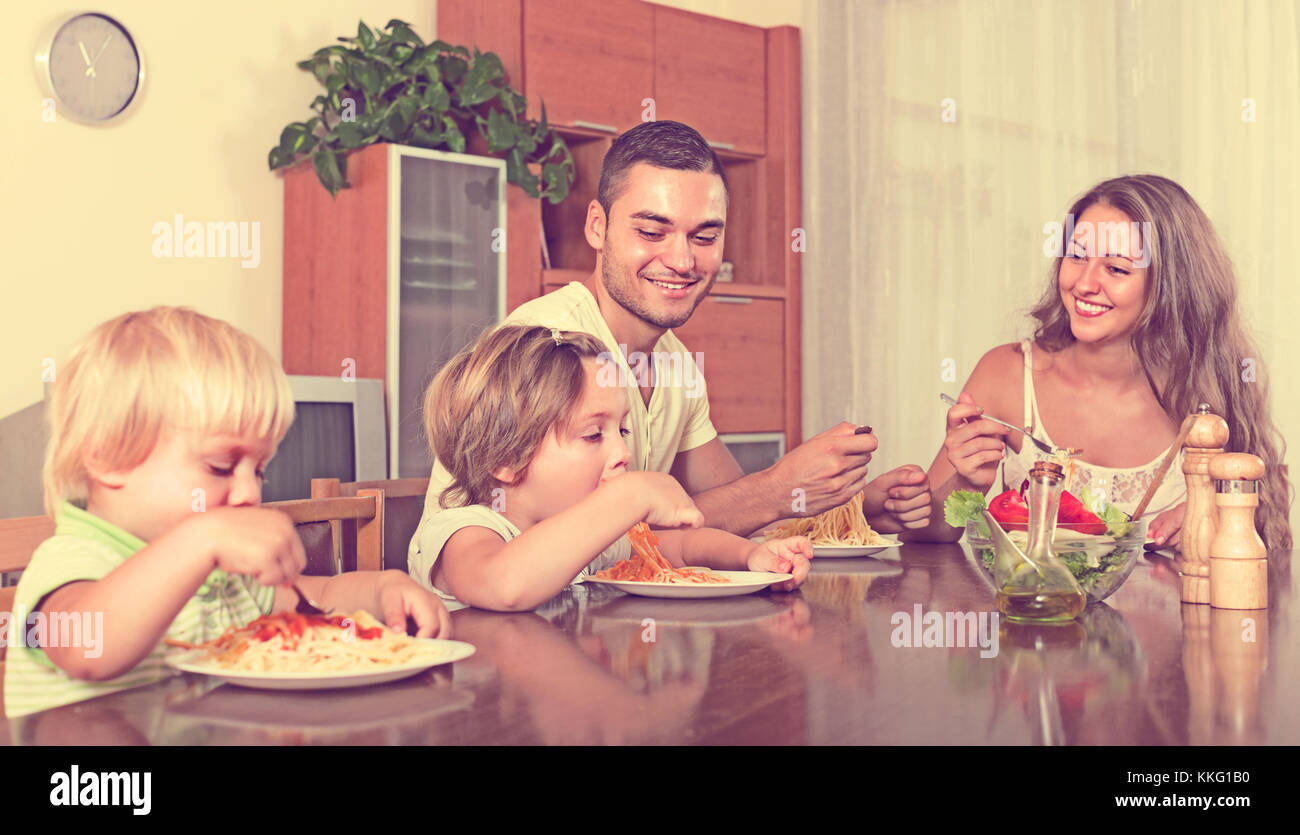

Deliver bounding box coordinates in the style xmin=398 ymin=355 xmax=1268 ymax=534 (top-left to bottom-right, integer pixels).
xmin=293 ymin=584 xmax=330 ymax=615
xmin=939 ymin=393 xmax=1079 ymax=457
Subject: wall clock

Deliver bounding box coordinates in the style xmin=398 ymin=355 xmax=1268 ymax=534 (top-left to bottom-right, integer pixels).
xmin=35 ymin=12 xmax=144 ymax=124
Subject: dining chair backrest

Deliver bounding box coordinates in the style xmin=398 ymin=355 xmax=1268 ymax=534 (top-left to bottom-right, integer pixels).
xmin=264 ymin=490 xmax=385 ymax=575
xmin=0 ymin=514 xmax=56 ymax=720
xmin=311 ymin=478 xmax=429 ymax=574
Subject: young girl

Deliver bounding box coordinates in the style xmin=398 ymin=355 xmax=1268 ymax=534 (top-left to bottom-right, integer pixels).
xmin=410 ymin=325 xmax=813 ymax=611
xmin=913 ymin=174 xmax=1292 ymax=551
xmin=3 ymin=307 xmax=450 ymax=718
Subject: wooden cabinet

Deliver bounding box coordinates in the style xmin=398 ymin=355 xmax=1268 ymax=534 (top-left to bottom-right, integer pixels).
xmin=671 ymin=295 xmax=784 ymax=432
xmin=283 ymin=144 xmax=508 ymax=477
xmin=651 ymin=6 xmax=767 ymax=155
xmin=523 ymin=0 xmax=654 ymax=133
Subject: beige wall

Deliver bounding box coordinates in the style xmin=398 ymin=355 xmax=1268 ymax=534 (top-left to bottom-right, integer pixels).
xmin=1 ymin=1 xmax=438 ymax=419
xmin=2 ymin=1 xmax=803 ymax=421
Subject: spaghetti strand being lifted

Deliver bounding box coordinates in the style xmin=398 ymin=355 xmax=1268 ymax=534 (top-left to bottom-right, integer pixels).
xmin=764 ymin=492 xmax=895 ymax=546
xmin=594 ymin=523 xmax=731 ymax=584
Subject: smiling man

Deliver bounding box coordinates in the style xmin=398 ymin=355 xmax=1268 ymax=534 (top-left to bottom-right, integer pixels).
xmin=409 ymin=121 xmax=930 ymax=568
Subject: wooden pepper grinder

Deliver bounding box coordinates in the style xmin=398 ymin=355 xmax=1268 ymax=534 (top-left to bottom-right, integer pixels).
xmin=1208 ymin=453 xmax=1268 ymax=609
xmin=1179 ymin=404 xmax=1228 ymax=603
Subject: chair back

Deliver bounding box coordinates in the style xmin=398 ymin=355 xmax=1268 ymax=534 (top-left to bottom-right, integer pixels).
xmin=265 ymin=490 xmax=385 ymax=574
xmin=311 ymin=479 xmax=429 ymax=574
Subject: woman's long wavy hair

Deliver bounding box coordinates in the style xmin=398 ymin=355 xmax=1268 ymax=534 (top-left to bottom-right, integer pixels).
xmin=1030 ymin=174 xmax=1292 ymax=551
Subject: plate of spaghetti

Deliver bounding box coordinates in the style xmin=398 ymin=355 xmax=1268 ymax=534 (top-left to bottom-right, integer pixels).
xmin=165 ymin=610 xmax=475 ymax=690
xmin=583 ymin=523 xmax=792 ymax=598
xmin=762 ymin=492 xmax=901 ymax=558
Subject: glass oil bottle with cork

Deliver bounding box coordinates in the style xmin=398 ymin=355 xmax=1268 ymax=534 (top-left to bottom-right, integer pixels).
xmin=987 ymin=460 xmax=1087 ymax=623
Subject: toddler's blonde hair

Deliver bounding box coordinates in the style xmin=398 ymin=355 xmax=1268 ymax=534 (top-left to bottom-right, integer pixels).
xmin=425 ymin=325 xmax=609 ymax=509
xmin=43 ymin=307 xmax=295 ymax=515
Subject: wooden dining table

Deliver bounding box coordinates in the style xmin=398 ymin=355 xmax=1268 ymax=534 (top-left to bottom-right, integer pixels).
xmin=2 ymin=543 xmax=1295 ymax=746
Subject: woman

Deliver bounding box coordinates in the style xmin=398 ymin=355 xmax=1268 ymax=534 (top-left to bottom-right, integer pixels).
xmin=911 ymin=174 xmax=1291 ymax=551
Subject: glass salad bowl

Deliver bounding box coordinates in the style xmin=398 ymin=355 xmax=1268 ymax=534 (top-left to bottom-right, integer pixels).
xmin=964 ymin=518 xmax=1148 ymax=603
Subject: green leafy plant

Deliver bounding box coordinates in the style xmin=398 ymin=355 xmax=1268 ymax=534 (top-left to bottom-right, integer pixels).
xmin=268 ymin=19 xmax=574 ymax=202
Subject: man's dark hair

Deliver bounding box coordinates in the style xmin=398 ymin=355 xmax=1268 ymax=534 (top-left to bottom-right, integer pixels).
xmin=596 ymin=120 xmax=729 ymax=215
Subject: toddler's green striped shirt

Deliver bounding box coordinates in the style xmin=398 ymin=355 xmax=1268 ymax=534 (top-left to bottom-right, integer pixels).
xmin=3 ymin=503 xmax=273 ymax=718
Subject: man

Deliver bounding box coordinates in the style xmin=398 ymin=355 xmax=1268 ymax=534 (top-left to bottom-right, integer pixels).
xmin=410 ymin=120 xmax=929 ymax=564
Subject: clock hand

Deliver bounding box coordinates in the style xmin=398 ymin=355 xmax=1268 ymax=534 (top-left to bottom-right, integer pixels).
xmin=78 ymin=40 xmax=92 ymax=66
xmin=88 ymin=34 xmax=113 ymax=69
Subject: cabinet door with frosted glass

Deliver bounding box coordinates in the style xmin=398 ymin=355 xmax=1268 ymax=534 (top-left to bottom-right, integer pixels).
xmin=392 ymin=147 xmax=506 ymax=478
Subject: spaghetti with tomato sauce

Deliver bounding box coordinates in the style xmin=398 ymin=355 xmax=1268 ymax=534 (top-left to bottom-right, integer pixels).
xmin=166 ymin=610 xmax=446 ymax=673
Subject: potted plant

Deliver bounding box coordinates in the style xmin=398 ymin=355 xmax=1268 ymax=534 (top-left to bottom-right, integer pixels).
xmin=268 ymin=18 xmax=574 ymax=202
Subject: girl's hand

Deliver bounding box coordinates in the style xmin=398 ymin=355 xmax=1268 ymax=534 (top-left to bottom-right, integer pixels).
xmin=192 ymin=506 xmax=307 ymax=586
xmin=630 ymin=471 xmax=705 ymax=529
xmin=377 ymin=571 xmax=452 ymax=638
xmin=746 ymin=536 xmax=813 ymax=591
xmin=1148 ymin=502 xmax=1186 ymax=548
xmin=943 ymin=391 xmax=1011 ymax=491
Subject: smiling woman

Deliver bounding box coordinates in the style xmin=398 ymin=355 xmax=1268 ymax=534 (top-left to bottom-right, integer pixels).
xmin=914 ymin=175 xmax=1293 ymax=553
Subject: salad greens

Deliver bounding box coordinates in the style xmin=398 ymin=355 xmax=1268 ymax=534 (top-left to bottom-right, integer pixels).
xmin=944 ymin=490 xmax=989 ymax=537
xmin=1079 ymin=486 xmax=1134 ymax=538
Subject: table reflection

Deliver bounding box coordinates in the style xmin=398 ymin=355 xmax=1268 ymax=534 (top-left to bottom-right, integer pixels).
xmin=2 ymin=545 xmax=1296 ymax=745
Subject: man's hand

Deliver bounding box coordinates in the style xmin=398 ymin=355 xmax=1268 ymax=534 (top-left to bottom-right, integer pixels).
xmin=766 ymin=422 xmax=877 ymax=517
xmin=862 ymin=465 xmax=931 ymax=532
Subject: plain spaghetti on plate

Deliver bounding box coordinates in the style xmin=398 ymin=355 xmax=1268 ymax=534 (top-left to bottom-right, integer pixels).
xmin=763 ymin=492 xmax=896 ymax=547
xmin=166 ymin=610 xmax=451 ymax=673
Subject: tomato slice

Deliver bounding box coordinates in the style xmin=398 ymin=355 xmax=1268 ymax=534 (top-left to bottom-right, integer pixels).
xmin=989 ymin=488 xmax=1106 ymax=534
xmin=988 ymin=489 xmax=1029 ymax=531
xmin=1058 ymin=490 xmax=1106 ymax=535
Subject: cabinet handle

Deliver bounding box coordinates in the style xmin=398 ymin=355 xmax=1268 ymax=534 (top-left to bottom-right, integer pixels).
xmin=571 ymin=120 xmax=618 ymax=133
xmin=707 ymin=140 xmax=736 ymax=150
xmin=711 ymin=296 xmax=753 ymax=304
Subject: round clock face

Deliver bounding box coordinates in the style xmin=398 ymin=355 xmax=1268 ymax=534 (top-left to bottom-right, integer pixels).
xmin=43 ymin=13 xmax=142 ymax=123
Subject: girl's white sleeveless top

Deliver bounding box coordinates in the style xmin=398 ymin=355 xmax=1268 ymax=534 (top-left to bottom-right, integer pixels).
xmin=1001 ymin=339 xmax=1186 ymax=521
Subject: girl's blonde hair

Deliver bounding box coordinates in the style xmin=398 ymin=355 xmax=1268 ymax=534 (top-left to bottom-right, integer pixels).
xmin=1032 ymin=175 xmax=1293 ymax=550
xmin=43 ymin=307 xmax=295 ymax=515
xmin=424 ymin=325 xmax=609 ymax=509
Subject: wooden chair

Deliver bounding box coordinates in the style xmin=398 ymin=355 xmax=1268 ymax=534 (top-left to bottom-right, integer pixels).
xmin=0 ymin=515 xmax=56 ymax=724
xmin=311 ymin=478 xmax=429 ymax=574
xmin=265 ymin=490 xmax=385 ymax=574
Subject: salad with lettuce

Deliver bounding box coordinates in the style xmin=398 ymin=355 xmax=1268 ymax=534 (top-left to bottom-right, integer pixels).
xmin=946 ymin=485 xmax=1143 ymax=602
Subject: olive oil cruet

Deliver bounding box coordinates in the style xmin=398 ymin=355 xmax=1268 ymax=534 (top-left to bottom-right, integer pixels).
xmin=985 ymin=461 xmax=1087 ymax=624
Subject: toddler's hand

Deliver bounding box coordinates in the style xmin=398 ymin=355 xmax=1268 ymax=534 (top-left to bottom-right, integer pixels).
xmin=191 ymin=506 xmax=306 ymax=586
xmin=746 ymin=536 xmax=813 ymax=591
xmin=377 ymin=572 xmax=452 ymax=638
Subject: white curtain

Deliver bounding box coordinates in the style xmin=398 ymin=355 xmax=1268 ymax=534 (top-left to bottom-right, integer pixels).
xmin=802 ymin=0 xmax=1300 ymax=537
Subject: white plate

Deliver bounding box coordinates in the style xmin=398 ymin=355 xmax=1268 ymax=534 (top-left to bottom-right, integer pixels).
xmin=588 ymin=594 xmax=791 ymax=626
xmin=581 ymin=570 xmax=793 ymax=599
xmin=166 ymin=639 xmax=477 ymax=691
xmin=813 ymin=541 xmax=902 ymax=559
